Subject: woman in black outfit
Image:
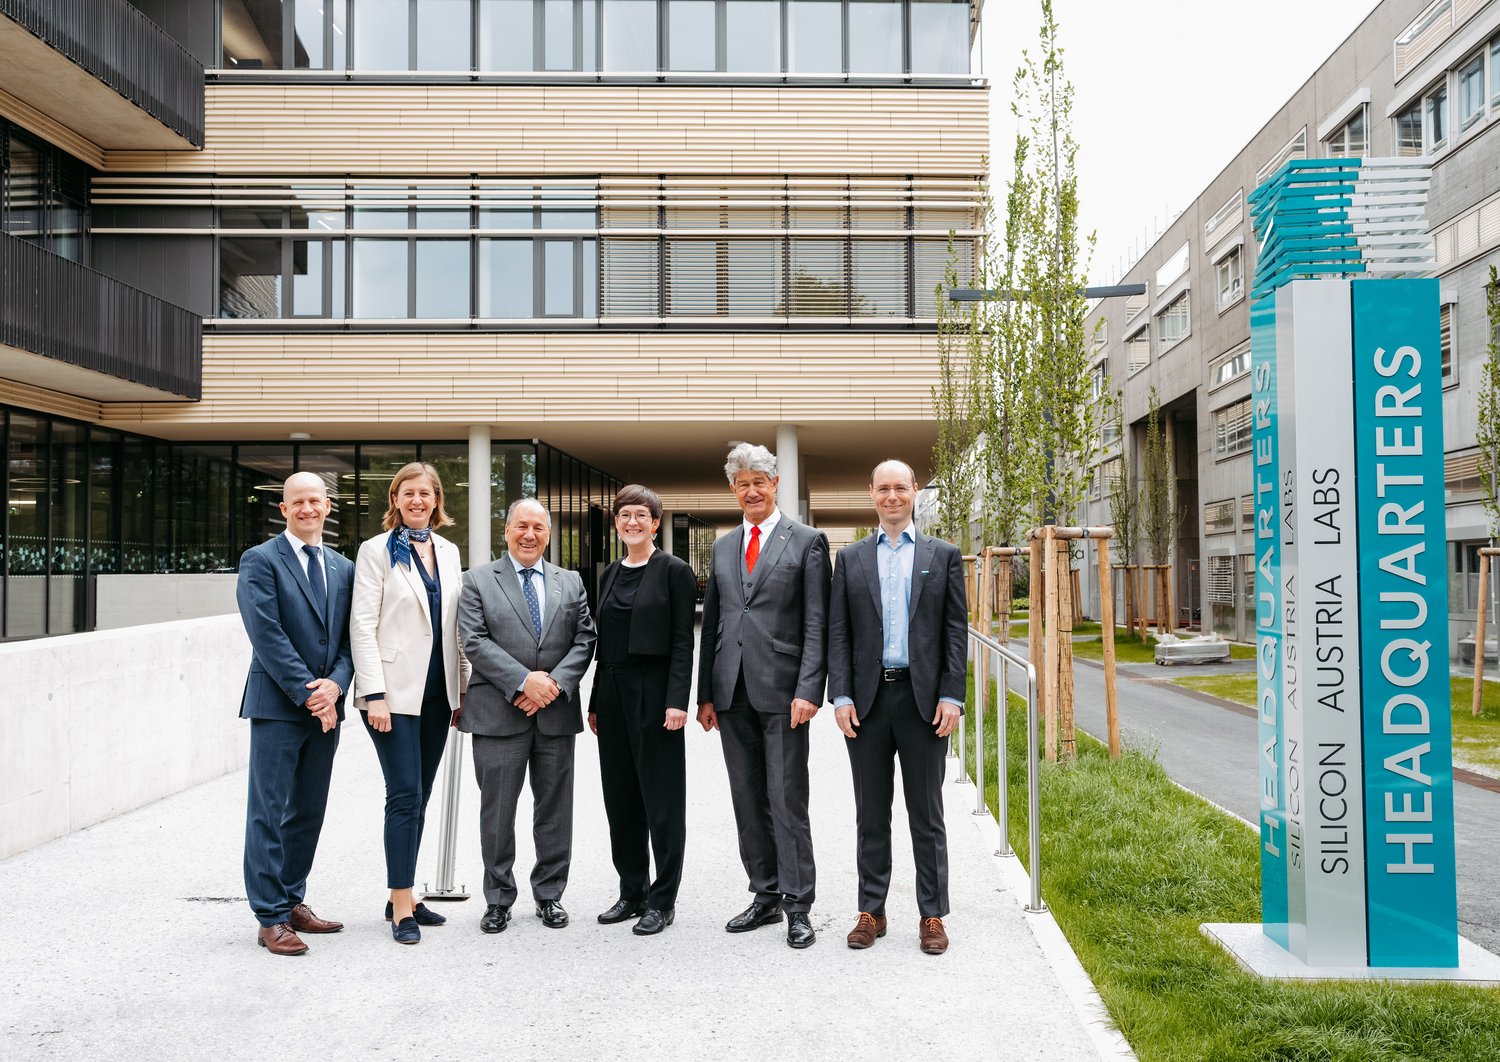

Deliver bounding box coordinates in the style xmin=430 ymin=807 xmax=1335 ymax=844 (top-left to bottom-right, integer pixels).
xmin=589 ymin=484 xmax=697 ymax=936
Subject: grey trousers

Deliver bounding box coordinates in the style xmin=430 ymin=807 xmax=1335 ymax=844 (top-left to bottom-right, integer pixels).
xmin=471 ymin=728 xmax=575 ymax=907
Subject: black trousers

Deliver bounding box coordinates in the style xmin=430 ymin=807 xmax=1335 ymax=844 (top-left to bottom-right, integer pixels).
xmin=362 ymin=691 xmax=451 ymax=889
xmin=594 ymin=661 xmax=687 ymax=910
xmin=717 ymin=673 xmax=815 ymax=912
xmin=845 ymin=676 xmax=950 ymax=919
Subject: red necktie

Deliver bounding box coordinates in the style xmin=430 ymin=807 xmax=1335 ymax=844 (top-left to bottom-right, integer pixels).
xmin=746 ymin=525 xmax=761 ymax=573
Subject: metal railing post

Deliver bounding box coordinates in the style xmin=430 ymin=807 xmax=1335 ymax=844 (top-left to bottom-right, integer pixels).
xmin=996 ymin=655 xmax=1011 ymax=857
xmin=422 ymin=729 xmax=469 ymax=901
xmin=972 ymin=640 xmax=987 ymax=816
xmin=1025 ymin=661 xmax=1046 ymax=914
xmin=955 ymin=634 xmax=970 ymax=784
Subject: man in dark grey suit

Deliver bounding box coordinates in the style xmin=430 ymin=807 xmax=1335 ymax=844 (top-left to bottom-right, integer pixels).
xmin=697 ymin=442 xmax=830 ymax=949
xmin=236 ymin=471 xmax=354 ymax=955
xmin=457 ymin=498 xmax=597 ymax=934
xmin=829 ymin=460 xmax=966 ymax=955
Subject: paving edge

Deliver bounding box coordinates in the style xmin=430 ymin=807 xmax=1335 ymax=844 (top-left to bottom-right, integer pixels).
xmin=953 ymin=762 xmax=1139 ymax=1062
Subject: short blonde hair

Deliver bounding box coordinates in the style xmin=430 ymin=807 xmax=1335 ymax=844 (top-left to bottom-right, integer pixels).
xmin=382 ymin=461 xmax=455 ymax=531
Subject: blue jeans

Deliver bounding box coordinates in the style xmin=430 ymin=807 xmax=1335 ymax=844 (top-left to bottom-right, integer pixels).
xmin=362 ymin=693 xmax=451 ymax=889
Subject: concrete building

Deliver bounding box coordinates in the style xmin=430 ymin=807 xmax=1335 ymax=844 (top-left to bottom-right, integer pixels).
xmin=0 ymin=0 xmax=986 ymax=639
xmin=1081 ymin=0 xmax=1500 ymax=655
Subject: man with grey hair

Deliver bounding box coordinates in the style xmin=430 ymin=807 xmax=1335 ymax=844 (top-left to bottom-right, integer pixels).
xmin=458 ymin=497 xmax=597 ymax=935
xmin=698 ymin=443 xmax=831 ymax=948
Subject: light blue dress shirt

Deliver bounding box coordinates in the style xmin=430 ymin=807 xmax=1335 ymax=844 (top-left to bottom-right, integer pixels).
xmin=876 ymin=525 xmax=916 ymax=668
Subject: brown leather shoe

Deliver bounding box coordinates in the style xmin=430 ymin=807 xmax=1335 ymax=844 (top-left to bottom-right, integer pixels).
xmin=846 ymin=912 xmax=887 ymax=949
xmin=919 ymin=917 xmax=949 ymax=955
xmin=257 ymin=922 xmax=309 ymax=956
xmin=289 ymin=903 xmax=343 ymax=934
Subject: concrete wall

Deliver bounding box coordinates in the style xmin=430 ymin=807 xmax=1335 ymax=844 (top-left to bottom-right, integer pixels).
xmin=94 ymin=573 xmax=240 ymax=630
xmin=0 ymin=614 xmax=250 ymax=860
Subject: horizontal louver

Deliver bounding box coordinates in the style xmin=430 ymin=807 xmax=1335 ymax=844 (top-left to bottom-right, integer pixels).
xmin=601 ymin=238 xmax=659 ymax=315
xmin=1204 ymin=499 xmax=1235 ymax=535
xmin=1206 ymin=556 xmax=1234 ymax=604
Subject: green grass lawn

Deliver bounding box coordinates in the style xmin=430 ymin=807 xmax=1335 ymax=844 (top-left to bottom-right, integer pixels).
xmin=959 ymin=672 xmax=1500 ymax=1060
xmin=1072 ymin=628 xmax=1157 ymax=663
xmin=1172 ymin=672 xmax=1258 ymax=705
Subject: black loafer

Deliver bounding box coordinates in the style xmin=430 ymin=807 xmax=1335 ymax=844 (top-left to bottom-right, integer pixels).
xmin=633 ymin=908 xmax=675 ymax=936
xmin=535 ymin=900 xmax=569 ymax=928
xmin=480 ymin=904 xmax=511 ymax=934
xmin=726 ymin=900 xmax=783 ymax=933
xmin=787 ymin=912 xmax=816 ymax=949
xmin=385 ymin=901 xmax=447 ymax=926
xmin=391 ymin=916 xmax=420 ymax=945
xmin=598 ymin=897 xmax=646 ymax=925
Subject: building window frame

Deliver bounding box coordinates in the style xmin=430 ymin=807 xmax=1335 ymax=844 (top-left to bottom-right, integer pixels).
xmin=1213 ymin=243 xmax=1243 ymax=312
xmin=1214 ymin=397 xmax=1252 ymax=459
xmin=1156 ymin=290 xmax=1190 ymax=351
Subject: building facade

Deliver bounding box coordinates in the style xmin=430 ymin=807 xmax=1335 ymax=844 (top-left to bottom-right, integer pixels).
xmin=1082 ymin=0 xmax=1500 ymax=655
xmin=1 ymin=0 xmax=986 ymax=639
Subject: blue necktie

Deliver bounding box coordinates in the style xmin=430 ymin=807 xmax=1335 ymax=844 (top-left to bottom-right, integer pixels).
xmin=303 ymin=545 xmax=327 ymax=620
xmin=520 ymin=567 xmax=542 ymax=639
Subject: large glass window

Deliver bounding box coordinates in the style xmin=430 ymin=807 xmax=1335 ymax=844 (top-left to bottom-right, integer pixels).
xmin=851 ymin=239 xmax=906 ymax=315
xmin=1459 ymin=53 xmax=1486 ymax=129
xmin=1428 ymin=81 xmax=1449 ymax=149
xmin=1396 ymin=101 xmax=1424 ymax=156
xmin=352 ymin=239 xmax=410 ymax=317
xmin=603 ymin=0 xmax=658 ymax=70
xmin=669 ymin=0 xmax=717 ymax=70
xmin=223 ymin=0 xmax=349 ymax=69
xmin=417 ymin=0 xmax=473 ymax=69
xmin=1214 ymin=398 xmax=1252 ymax=458
xmin=219 ymin=238 xmax=284 ymax=318
xmin=479 ymin=0 xmax=535 ymax=69
xmin=479 ymin=239 xmax=535 ymax=317
xmin=1157 ymin=292 xmax=1190 ymax=347
xmin=3 ymin=134 xmax=42 ymax=241
xmin=1215 ymin=246 xmax=1242 ymax=309
xmin=788 ymin=0 xmax=843 ymax=73
xmin=848 ymin=0 xmax=902 ymax=74
xmin=910 ymin=0 xmax=968 ymax=75
xmin=1324 ymin=107 xmax=1367 ymax=157
xmin=416 ymin=240 xmax=472 ymax=317
xmin=354 ymin=0 xmax=411 ymax=68
xmin=725 ymin=1 xmax=780 ymax=72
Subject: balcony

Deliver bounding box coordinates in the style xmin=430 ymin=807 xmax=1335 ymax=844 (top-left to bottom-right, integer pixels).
xmin=0 ymin=0 xmax=203 ymax=151
xmin=1 ymin=232 xmax=201 ymax=400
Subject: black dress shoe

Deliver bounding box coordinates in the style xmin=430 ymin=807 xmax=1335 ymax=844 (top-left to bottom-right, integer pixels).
xmin=480 ymin=904 xmax=511 ymax=934
xmin=391 ymin=916 xmax=421 ymax=944
xmin=535 ymin=900 xmax=569 ymax=928
xmin=386 ymin=901 xmax=447 ymax=926
xmin=787 ymin=912 xmax=816 ymax=949
xmin=726 ymin=900 xmax=783 ymax=933
xmin=632 ymin=908 xmax=675 ymax=936
xmin=598 ymin=897 xmax=646 ymax=925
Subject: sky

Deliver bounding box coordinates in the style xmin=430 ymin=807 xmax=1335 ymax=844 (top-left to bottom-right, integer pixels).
xmin=978 ymin=0 xmax=1384 ymax=284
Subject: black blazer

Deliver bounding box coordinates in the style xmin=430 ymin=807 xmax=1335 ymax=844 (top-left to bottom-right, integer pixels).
xmin=591 ymin=550 xmax=697 ymax=710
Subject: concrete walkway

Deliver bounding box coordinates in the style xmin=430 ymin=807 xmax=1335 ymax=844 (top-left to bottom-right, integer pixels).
xmin=1 ymin=678 xmax=1120 ymax=1061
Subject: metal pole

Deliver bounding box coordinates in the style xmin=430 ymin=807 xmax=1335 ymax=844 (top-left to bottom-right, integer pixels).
xmin=956 ymin=634 xmax=969 ymax=784
xmin=423 ymin=730 xmax=468 ymax=900
xmin=1025 ymin=663 xmax=1046 ymax=914
xmin=973 ymin=641 xmax=987 ymax=816
xmin=997 ymin=655 xmax=1011 ymax=856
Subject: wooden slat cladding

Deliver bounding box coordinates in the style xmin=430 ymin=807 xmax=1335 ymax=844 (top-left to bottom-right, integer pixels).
xmin=0 ymin=374 xmax=104 ymax=422
xmin=98 ymin=332 xmax=944 ymax=427
xmin=101 ymin=84 xmax=989 ymax=176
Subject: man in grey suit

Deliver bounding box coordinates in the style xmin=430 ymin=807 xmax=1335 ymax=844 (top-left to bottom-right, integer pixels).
xmin=458 ymin=498 xmax=597 ymax=934
xmin=697 ymin=442 xmax=831 ymax=949
xmin=829 ymin=460 xmax=966 ymax=955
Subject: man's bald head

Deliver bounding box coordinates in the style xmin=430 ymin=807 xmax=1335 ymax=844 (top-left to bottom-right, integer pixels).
xmin=283 ymin=470 xmax=329 ymax=498
xmin=870 ymin=459 xmax=919 ymax=490
xmin=280 ymin=471 xmax=332 ymax=545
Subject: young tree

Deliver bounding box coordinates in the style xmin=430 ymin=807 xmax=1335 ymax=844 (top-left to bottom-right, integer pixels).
xmin=1141 ymin=387 xmax=1184 ymax=632
xmin=1106 ymin=396 xmax=1141 ymax=632
xmin=930 ymin=240 xmax=982 ymax=548
xmin=1478 ymin=266 xmax=1500 ymax=539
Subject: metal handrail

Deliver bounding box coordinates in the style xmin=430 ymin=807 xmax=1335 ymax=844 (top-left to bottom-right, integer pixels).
xmin=963 ymin=624 xmax=1045 ymax=914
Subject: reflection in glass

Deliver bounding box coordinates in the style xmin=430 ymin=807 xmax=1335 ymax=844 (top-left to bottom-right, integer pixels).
xmin=295 ymin=445 xmax=356 ymax=552
xmin=669 ymin=0 xmax=716 ymax=71
xmin=603 ymin=0 xmax=657 ymax=71
xmin=173 ymin=446 xmax=234 ymax=572
xmin=788 ymin=239 xmax=847 ymax=314
xmin=539 ymin=209 xmax=596 ymax=229
xmin=417 ymin=0 xmax=473 ymax=69
xmin=293 ymin=0 xmax=324 ymax=67
xmin=355 ymin=446 xmax=414 ymax=542
xmin=223 ymin=206 xmax=283 ymax=230
xmin=352 ymin=239 xmax=409 ymax=318
xmin=911 ymin=0 xmax=969 ymax=74
xmin=421 ymin=444 xmax=470 ymax=568
xmin=544 ymin=0 xmax=577 ymax=70
xmin=727 ymin=241 xmax=781 ymax=314
xmin=292 ymin=240 xmax=324 ymax=316
xmin=220 ymin=237 xmax=283 ymax=318
xmin=7 ymin=414 xmax=45 ymax=636
xmin=235 ymin=445 xmax=297 ymax=558
xmin=849 ymin=0 xmax=902 ymax=73
xmin=4 ymin=135 xmax=41 ymax=240
xmin=851 ymin=239 xmax=905 ymax=315
xmin=90 ymin=430 xmax=121 ymax=576
xmin=788 ymin=0 xmax=842 ymax=73
xmin=479 ymin=239 xmax=535 ymax=317
xmin=415 ymin=240 xmax=471 ymax=317
xmin=354 ymin=0 xmax=410 ymax=68
xmin=726 ymin=1 xmax=780 ymax=72
xmin=415 ymin=201 xmax=471 ymax=229
xmin=544 ymin=241 xmax=576 ymax=314
xmin=480 ymin=0 xmax=534 ymax=69
xmin=49 ymin=422 xmax=86 ymax=633
xmin=223 ymin=0 xmax=285 ymax=69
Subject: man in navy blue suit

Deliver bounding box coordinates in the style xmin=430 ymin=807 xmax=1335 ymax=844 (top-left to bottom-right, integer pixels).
xmin=236 ymin=471 xmax=355 ymax=955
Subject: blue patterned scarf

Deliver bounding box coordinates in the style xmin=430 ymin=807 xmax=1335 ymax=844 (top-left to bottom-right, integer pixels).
xmin=387 ymin=525 xmax=433 ymax=569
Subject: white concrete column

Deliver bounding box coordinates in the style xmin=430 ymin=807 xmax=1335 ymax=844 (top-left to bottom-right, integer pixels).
xmin=776 ymin=423 xmax=803 ymax=523
xmin=659 ymin=510 xmax=674 ymax=554
xmin=468 ymin=426 xmax=492 ymax=567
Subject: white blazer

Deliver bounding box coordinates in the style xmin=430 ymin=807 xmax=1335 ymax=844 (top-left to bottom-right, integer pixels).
xmin=351 ymin=529 xmax=470 ymax=716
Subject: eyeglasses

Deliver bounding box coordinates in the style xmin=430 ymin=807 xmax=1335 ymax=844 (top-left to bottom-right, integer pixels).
xmin=615 ymin=510 xmax=655 ymax=526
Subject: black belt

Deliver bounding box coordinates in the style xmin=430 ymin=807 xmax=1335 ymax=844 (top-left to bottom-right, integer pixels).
xmin=881 ymin=668 xmax=911 ymax=683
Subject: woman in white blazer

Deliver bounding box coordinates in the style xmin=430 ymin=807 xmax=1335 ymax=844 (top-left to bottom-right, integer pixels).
xmin=351 ymin=461 xmax=470 ymax=944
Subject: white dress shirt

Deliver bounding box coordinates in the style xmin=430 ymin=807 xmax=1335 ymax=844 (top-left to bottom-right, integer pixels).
xmin=282 ymin=528 xmax=328 ymax=582
xmin=509 ymin=552 xmax=546 ymax=626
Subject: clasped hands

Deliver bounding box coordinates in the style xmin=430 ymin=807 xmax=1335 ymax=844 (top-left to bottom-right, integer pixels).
xmin=303 ymin=678 xmax=341 ymax=733
xmin=515 ymin=670 xmax=560 ymax=716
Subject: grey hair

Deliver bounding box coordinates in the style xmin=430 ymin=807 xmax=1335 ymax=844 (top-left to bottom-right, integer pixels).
xmin=724 ymin=442 xmax=777 ymax=483
xmin=505 ymin=497 xmax=552 ymax=527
